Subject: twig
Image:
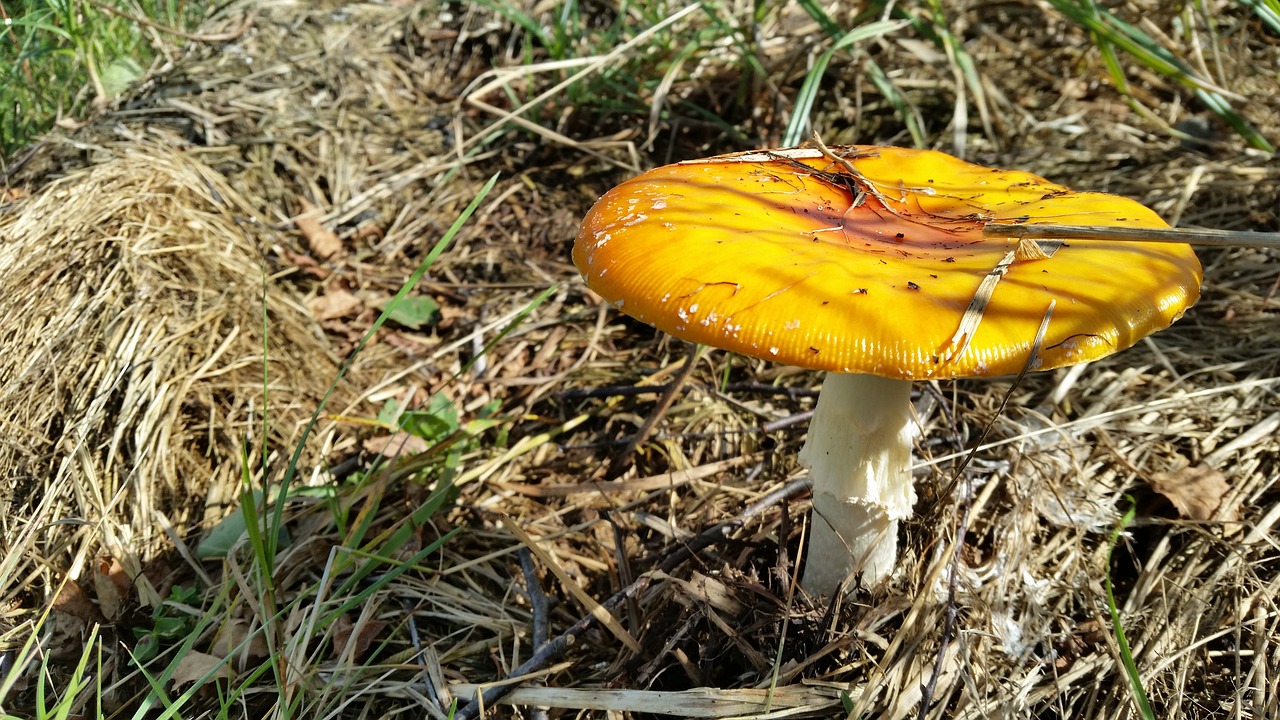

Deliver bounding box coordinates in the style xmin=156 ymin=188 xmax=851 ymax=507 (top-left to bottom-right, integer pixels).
xmin=761 ymin=411 xmax=814 ymax=434
xmin=604 ymin=344 xmax=703 ymax=479
xmin=807 ymin=132 xmax=890 ymax=209
xmin=519 ymin=548 xmax=550 ymax=651
xmin=984 ymin=221 xmax=1280 ymax=250
xmin=561 ymin=381 xmax=818 ymax=401
xmin=518 ymin=548 xmax=551 ymax=720
xmin=452 ymin=477 xmax=811 ymax=720
xmin=604 ymin=510 xmax=642 ymax=638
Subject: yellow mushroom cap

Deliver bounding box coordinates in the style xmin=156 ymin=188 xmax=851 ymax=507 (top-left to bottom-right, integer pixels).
xmin=574 ymin=146 xmax=1201 ymax=380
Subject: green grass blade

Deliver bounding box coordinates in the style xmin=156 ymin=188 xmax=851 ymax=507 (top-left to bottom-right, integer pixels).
xmin=784 ymin=20 xmax=908 ymax=146
xmin=267 ymin=173 xmax=501 ymax=556
xmin=1240 ymin=0 xmax=1280 ymax=33
xmin=1105 ymin=502 xmax=1156 ymax=720
xmin=472 ymin=0 xmax=554 ymax=53
xmin=1194 ymin=87 xmax=1275 ymax=152
xmin=1046 ymin=0 xmax=1273 ymax=151
xmin=320 ymin=528 xmax=461 ymax=628
xmin=863 ymin=57 xmax=926 ymax=148
xmin=794 ymin=0 xmax=844 ymax=40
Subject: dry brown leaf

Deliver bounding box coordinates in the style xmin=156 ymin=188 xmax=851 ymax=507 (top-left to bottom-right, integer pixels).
xmin=282 ymin=249 xmax=331 ymax=279
xmin=210 ymin=618 xmax=269 ymax=667
xmin=354 ymin=222 xmax=385 ymax=242
xmin=52 ymin=578 xmax=107 ymax=625
xmin=1149 ymin=463 xmax=1237 ymax=521
xmin=307 ymin=289 xmax=362 ymax=321
xmin=331 ymin=613 xmax=390 ymax=661
xmin=296 ymin=197 xmax=343 ymax=260
xmin=93 ymin=556 xmax=131 ymax=621
xmin=170 ymin=650 xmax=234 ymax=688
xmin=363 ymin=433 xmax=430 ymax=456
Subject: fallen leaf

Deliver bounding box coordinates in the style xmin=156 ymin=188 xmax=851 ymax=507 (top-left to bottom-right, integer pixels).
xmin=296 ymin=197 xmax=343 ymax=260
xmin=354 ymin=222 xmax=385 ymax=242
xmin=307 ymin=289 xmax=362 ymax=321
xmin=170 ymin=650 xmax=234 ymax=688
xmin=210 ymin=618 xmax=269 ymax=667
xmin=52 ymin=578 xmax=107 ymax=625
xmin=282 ymin=249 xmax=330 ymax=279
xmin=382 ymin=295 xmax=441 ymax=330
xmin=93 ymin=556 xmax=132 ymax=621
xmin=1149 ymin=463 xmax=1237 ymax=521
xmin=363 ymin=433 xmax=429 ymax=456
xmin=331 ymin=613 xmax=390 ymax=661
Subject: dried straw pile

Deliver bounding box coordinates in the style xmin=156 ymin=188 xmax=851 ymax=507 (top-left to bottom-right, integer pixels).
xmin=0 ymin=146 xmax=341 ymax=606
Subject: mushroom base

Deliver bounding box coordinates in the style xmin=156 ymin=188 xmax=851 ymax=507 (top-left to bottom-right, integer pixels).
xmin=799 ymin=373 xmax=916 ymax=595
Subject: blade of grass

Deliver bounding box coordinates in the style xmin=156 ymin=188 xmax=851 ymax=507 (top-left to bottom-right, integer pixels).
xmin=264 ymin=173 xmax=500 ymax=566
xmin=923 ymin=0 xmax=994 ymax=153
xmin=223 ymin=174 xmax=499 ymax=716
xmin=863 ymin=57 xmax=926 ymax=148
xmin=1047 ymin=0 xmax=1273 ymax=151
xmin=1106 ymin=501 xmax=1156 ymax=720
xmin=783 ymin=19 xmax=908 ymax=146
xmin=319 ymin=529 xmax=461 ymax=629
xmin=794 ymin=0 xmax=924 ymax=147
xmin=472 ymin=0 xmax=553 ymax=52
xmin=1240 ymin=0 xmax=1280 ymax=33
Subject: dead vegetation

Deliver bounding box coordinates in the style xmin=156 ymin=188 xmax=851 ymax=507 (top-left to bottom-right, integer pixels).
xmin=0 ymin=0 xmax=1277 ymax=718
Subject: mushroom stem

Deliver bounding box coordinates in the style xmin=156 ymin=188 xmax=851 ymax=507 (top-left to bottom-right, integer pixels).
xmin=799 ymin=373 xmax=916 ymax=594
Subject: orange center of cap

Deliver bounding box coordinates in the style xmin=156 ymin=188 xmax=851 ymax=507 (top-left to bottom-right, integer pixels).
xmin=574 ymin=146 xmax=1201 ymax=380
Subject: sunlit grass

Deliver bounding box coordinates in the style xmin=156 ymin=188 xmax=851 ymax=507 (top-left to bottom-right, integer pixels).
xmin=0 ymin=0 xmax=207 ymax=157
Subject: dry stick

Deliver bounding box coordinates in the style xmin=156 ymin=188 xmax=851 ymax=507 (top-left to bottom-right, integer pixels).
xmin=604 ymin=344 xmax=703 ymax=480
xmin=504 ymin=517 xmax=641 ymax=653
xmin=604 ymin=510 xmax=643 ymax=639
xmin=517 ymin=548 xmax=551 ymax=720
xmin=519 ymin=548 xmax=551 ymax=652
xmin=761 ymin=411 xmax=814 ymax=434
xmin=984 ymin=222 xmax=1280 ymax=250
xmin=452 ymin=477 xmax=812 ymax=720
xmin=916 ymin=302 xmax=1056 ymax=719
xmin=561 ymin=381 xmax=818 ymax=401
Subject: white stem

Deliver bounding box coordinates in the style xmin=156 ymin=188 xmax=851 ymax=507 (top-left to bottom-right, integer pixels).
xmin=799 ymin=373 xmax=916 ymax=595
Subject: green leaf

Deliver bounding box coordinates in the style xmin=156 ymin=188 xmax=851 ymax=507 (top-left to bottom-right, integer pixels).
xmin=400 ymin=393 xmax=460 ymax=441
xmin=1106 ymin=500 xmax=1155 ymax=720
xmin=151 ymin=617 xmax=188 ymax=639
xmin=376 ymin=398 xmax=401 ymax=426
xmin=195 ymin=490 xmax=290 ymax=559
xmin=100 ymin=56 xmax=142 ymax=97
xmin=400 ymin=410 xmax=456 ymax=442
xmin=385 ymin=295 xmax=440 ymax=330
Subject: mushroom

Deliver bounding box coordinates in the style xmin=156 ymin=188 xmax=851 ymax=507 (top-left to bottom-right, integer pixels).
xmin=573 ymin=145 xmax=1201 ymax=595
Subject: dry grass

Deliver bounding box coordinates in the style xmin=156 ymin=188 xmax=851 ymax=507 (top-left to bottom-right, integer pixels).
xmin=1 ymin=0 xmax=1278 ymax=718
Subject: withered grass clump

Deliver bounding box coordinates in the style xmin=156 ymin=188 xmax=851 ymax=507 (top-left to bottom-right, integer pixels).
xmin=0 ymin=147 xmax=343 ymax=602
xmin=0 ymin=0 xmax=1278 ymax=718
